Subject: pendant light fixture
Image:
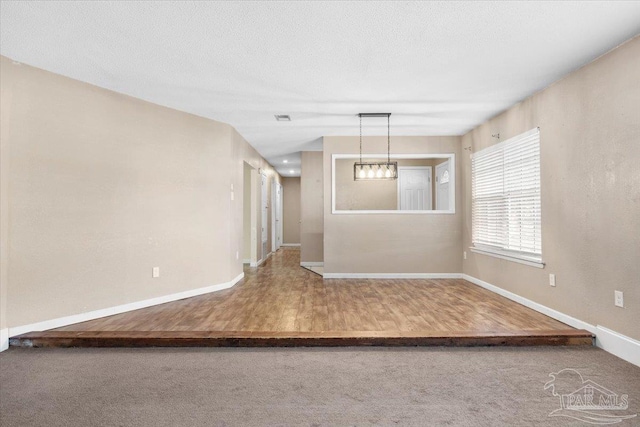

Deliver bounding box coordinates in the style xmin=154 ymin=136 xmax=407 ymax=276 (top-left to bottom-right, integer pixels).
xmin=354 ymin=113 xmax=398 ymax=181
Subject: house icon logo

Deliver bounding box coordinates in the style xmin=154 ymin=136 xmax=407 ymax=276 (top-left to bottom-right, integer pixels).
xmin=545 ymin=368 xmax=637 ymax=424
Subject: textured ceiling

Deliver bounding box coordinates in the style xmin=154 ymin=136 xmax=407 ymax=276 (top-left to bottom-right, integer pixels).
xmin=1 ymin=1 xmax=639 ymax=177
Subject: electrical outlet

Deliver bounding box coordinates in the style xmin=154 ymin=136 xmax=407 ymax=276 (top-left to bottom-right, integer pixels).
xmin=236 ymin=251 xmax=239 ymax=260
xmin=549 ymin=274 xmax=556 ymax=287
xmin=463 ymin=251 xmax=467 ymax=260
xmin=614 ymin=291 xmax=624 ymax=308
xmin=152 ymin=267 xmax=160 ymax=278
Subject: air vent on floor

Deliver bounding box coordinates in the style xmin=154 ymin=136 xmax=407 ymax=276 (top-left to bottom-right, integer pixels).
xmin=274 ymin=114 xmax=291 ymax=121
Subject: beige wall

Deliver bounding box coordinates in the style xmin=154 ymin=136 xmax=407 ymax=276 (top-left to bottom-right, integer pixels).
xmin=0 ymin=56 xmax=279 ymax=329
xmin=300 ymin=151 xmax=324 ymax=263
xmin=324 ymin=136 xmax=462 ymax=274
xmin=282 ymin=177 xmax=300 ymax=244
xmin=335 ymin=158 xmax=437 ymax=210
xmin=222 ymin=120 xmax=281 ymax=278
xmin=462 ymin=36 xmax=640 ymax=340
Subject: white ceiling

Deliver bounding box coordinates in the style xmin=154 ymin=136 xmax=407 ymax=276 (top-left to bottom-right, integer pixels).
xmin=1 ymin=1 xmax=639 ymax=177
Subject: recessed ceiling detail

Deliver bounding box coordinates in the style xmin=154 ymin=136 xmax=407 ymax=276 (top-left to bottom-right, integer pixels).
xmin=1 ymin=1 xmax=639 ymax=179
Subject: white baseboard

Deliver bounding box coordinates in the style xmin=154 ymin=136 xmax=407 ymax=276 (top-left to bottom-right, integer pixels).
xmin=462 ymin=274 xmax=640 ymax=367
xmin=8 ymin=273 xmax=244 ymax=338
xmin=251 ymin=252 xmax=271 ymax=268
xmin=301 ymin=262 xmax=324 ymax=268
xmin=595 ymin=326 xmax=640 ymax=368
xmin=0 ymin=328 xmax=8 ymax=352
xmin=323 ymin=273 xmax=463 ymax=279
xmin=250 ymin=258 xmax=262 ymax=267
xmin=281 ymin=243 xmax=301 ymax=247
xmin=461 ymin=274 xmax=595 ymax=333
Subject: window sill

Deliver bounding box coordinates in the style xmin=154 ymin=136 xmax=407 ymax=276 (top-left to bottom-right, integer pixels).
xmin=470 ymin=247 xmax=545 ymax=269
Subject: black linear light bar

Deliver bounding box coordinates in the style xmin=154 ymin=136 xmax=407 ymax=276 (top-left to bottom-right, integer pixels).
xmin=354 ymin=113 xmax=398 ymax=180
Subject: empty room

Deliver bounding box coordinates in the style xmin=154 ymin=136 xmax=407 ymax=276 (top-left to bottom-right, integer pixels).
xmin=1 ymin=1 xmax=639 ymax=426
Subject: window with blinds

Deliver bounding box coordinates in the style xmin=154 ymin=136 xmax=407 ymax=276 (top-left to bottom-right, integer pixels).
xmin=471 ymin=128 xmax=542 ymax=265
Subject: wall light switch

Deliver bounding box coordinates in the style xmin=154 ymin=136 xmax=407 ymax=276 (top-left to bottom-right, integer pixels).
xmin=236 ymin=251 xmax=239 ymax=260
xmin=230 ymin=191 xmax=235 ymax=201
xmin=549 ymin=274 xmax=556 ymax=287
xmin=614 ymin=291 xmax=624 ymax=308
xmin=152 ymin=267 xmax=160 ymax=278
xmin=463 ymin=251 xmax=467 ymax=260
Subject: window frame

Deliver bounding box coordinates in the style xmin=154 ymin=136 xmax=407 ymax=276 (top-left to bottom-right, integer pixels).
xmin=471 ymin=128 xmax=544 ymax=268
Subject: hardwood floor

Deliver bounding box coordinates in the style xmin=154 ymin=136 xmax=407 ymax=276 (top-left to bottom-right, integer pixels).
xmin=11 ymin=248 xmax=593 ymax=347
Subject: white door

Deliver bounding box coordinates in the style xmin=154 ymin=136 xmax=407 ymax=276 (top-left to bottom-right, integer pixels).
xmin=436 ymin=160 xmax=450 ymax=210
xmin=276 ymin=183 xmax=283 ymax=250
xmin=271 ymin=182 xmax=283 ymax=252
xmin=398 ymin=167 xmax=432 ymax=210
xmin=261 ymin=173 xmax=268 ymax=258
xmin=250 ymin=168 xmax=259 ymax=265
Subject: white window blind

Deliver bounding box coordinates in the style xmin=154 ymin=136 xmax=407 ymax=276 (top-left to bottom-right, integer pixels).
xmin=471 ymin=128 xmax=542 ymax=264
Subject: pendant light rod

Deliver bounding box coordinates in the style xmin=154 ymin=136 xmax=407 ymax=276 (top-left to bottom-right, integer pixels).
xmin=387 ymin=114 xmax=390 ymax=164
xmin=359 ymin=113 xmax=362 ymax=165
xmin=356 ymin=113 xmax=392 ymax=163
xmin=354 ymin=112 xmax=397 ymax=181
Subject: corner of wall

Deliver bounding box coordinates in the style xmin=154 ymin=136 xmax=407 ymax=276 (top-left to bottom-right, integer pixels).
xmin=0 ymin=328 xmax=8 ymax=352
xmin=300 ymin=151 xmax=324 ymax=263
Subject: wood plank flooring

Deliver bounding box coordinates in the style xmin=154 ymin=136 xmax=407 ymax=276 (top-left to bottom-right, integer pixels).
xmin=11 ymin=248 xmax=593 ymax=348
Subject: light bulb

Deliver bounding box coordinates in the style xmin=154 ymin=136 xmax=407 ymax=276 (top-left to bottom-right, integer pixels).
xmin=368 ymin=168 xmax=374 ymax=178
xmin=385 ymin=168 xmax=392 ymax=178
xmin=376 ymin=167 xmax=383 ymax=178
xmin=359 ymin=167 xmax=366 ymax=178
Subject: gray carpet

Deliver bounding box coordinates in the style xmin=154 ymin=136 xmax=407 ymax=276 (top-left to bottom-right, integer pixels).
xmin=1 ymin=347 xmax=639 ymax=426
